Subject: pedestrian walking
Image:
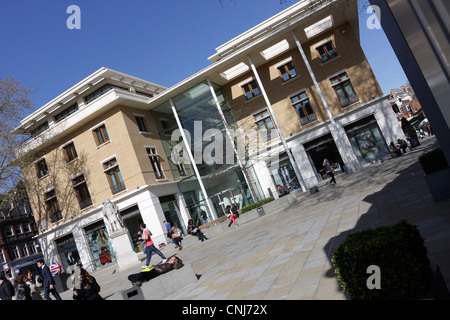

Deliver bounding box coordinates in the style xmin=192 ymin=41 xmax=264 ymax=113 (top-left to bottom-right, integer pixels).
xmin=323 ymin=159 xmax=337 ymax=184
xmin=164 ymin=220 xmax=172 ymax=238
xmin=225 ymin=205 xmax=239 ymax=227
xmin=15 ymin=272 xmax=32 ymax=300
xmin=26 ymin=270 xmax=43 ymax=300
xmin=187 ymin=219 xmax=208 ymax=242
xmin=36 ymin=259 xmax=62 ymax=300
xmin=0 ymin=274 xmax=15 ymax=300
xmin=73 ymin=268 xmax=103 ymax=300
xmin=171 ymin=226 xmax=183 ymax=250
xmin=139 ymin=223 xmax=167 ymax=268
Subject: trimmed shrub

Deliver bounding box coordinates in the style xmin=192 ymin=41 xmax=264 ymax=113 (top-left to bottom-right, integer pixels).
xmin=332 ymin=219 xmax=431 ymax=300
xmin=418 ymin=148 xmax=449 ymax=175
xmin=240 ymin=197 xmax=274 ymax=213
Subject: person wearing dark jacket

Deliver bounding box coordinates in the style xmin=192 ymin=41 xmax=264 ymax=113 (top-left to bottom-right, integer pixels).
xmin=73 ymin=268 xmax=103 ymax=300
xmin=128 ymin=256 xmax=184 ymax=286
xmin=0 ymin=274 xmax=15 ymax=300
xmin=15 ymin=272 xmax=32 ymax=300
xmin=187 ymin=219 xmax=208 ymax=242
xmin=37 ymin=259 xmax=62 ymax=300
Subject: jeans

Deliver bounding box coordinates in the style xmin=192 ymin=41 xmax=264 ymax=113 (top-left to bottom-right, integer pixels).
xmin=145 ymin=244 xmax=165 ymax=266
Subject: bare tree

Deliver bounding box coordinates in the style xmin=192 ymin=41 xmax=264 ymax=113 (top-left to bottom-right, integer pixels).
xmin=0 ymin=77 xmax=35 ymax=209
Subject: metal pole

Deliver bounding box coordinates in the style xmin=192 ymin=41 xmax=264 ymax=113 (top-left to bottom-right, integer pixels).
xmin=292 ymin=31 xmax=350 ymax=167
xmin=170 ymin=99 xmax=217 ymax=220
xmin=206 ymin=78 xmax=259 ymax=201
xmin=247 ymin=55 xmax=307 ymax=192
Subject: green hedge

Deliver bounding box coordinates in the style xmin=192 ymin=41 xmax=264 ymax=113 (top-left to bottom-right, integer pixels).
xmin=418 ymin=148 xmax=449 ymax=175
xmin=332 ymin=220 xmax=431 ymax=300
xmin=240 ymin=197 xmax=274 ymax=213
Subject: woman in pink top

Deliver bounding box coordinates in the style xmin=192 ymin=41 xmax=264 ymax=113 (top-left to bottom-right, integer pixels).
xmin=139 ymin=223 xmax=166 ymax=268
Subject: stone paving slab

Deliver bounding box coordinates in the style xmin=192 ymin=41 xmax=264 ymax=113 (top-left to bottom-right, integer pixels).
xmin=58 ymin=136 xmax=449 ymax=300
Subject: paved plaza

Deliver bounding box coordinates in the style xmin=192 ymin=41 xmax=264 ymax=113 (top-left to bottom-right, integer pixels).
xmin=59 ymin=136 xmax=450 ymax=300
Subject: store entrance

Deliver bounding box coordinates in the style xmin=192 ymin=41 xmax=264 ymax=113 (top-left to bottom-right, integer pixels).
xmin=304 ymin=133 xmax=345 ymax=182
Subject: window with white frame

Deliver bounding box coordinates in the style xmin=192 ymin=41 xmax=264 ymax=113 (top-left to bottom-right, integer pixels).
xmin=19 ymin=243 xmax=28 ymax=257
xmin=254 ymin=109 xmax=278 ymax=142
xmin=146 ymin=147 xmax=165 ymax=179
xmin=44 ymin=189 xmax=63 ymax=222
xmin=290 ymin=91 xmax=317 ymax=125
xmin=28 ymin=241 xmax=37 ymax=255
xmin=330 ymin=72 xmax=358 ymax=107
xmin=0 ymin=249 xmax=5 ymax=263
xmin=135 ymin=115 xmax=149 ymax=133
xmin=316 ymin=41 xmax=338 ymax=62
xmin=277 ymin=61 xmax=297 ymax=82
xmin=241 ymin=80 xmax=261 ymax=100
xmin=23 ymin=223 xmax=31 ymax=233
xmin=11 ymin=245 xmax=20 ymax=259
xmin=103 ymin=157 xmax=126 ymax=194
xmin=5 ymin=226 xmax=13 ymax=237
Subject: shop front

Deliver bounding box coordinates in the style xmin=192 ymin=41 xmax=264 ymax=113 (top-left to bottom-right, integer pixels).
xmin=84 ymin=221 xmax=117 ymax=269
xmin=54 ymin=234 xmax=81 ymax=271
xmin=303 ymin=133 xmax=345 ymax=182
xmin=344 ymin=115 xmax=390 ymax=167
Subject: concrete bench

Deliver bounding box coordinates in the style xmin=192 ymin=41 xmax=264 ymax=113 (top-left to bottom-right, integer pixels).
xmin=106 ymin=262 xmax=198 ymax=300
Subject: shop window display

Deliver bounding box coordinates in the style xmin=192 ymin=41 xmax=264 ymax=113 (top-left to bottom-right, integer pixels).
xmin=85 ymin=226 xmax=116 ymax=268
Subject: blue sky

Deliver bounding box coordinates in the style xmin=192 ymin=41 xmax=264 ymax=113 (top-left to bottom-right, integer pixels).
xmin=0 ymin=0 xmax=408 ymax=111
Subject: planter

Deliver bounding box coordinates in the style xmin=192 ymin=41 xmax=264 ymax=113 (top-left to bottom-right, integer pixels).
xmin=424 ymin=167 xmax=450 ymax=202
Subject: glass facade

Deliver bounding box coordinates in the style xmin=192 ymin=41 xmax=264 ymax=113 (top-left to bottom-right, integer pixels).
xmin=151 ymin=80 xmax=258 ymax=223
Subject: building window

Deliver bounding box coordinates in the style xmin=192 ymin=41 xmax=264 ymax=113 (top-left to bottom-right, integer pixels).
xmin=84 ymin=84 xmax=113 ymax=104
xmin=317 ymin=41 xmax=337 ymax=62
xmin=291 ymin=92 xmax=317 ymax=125
xmin=11 ymin=246 xmax=20 ymax=259
xmin=135 ymin=116 xmax=149 ymax=132
xmin=5 ymin=226 xmax=13 ymax=237
xmin=28 ymin=241 xmax=37 ymax=255
xmin=14 ymin=225 xmax=22 ymax=234
xmin=63 ymin=142 xmax=78 ymax=163
xmin=23 ymin=223 xmax=31 ymax=233
xmin=72 ymin=174 xmax=93 ymax=209
xmin=277 ymin=61 xmax=297 ymax=82
xmin=36 ymin=158 xmax=49 ymax=178
xmin=330 ymin=72 xmax=358 ymax=107
xmin=20 ymin=244 xmax=28 ymax=257
xmin=254 ymin=110 xmax=277 ymax=142
xmin=146 ymin=147 xmax=165 ymax=179
xmin=31 ymin=122 xmax=49 ymax=137
xmin=242 ymin=80 xmax=261 ymax=100
xmin=18 ymin=204 xmax=27 ymax=215
xmin=44 ymin=190 xmax=63 ymax=223
xmin=93 ymin=124 xmax=110 ymax=146
xmin=54 ymin=103 xmax=79 ymax=123
xmin=103 ymin=158 xmax=125 ymax=194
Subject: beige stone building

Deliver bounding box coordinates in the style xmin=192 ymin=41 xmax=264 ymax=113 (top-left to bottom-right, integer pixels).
xmin=13 ymin=0 xmax=405 ymax=273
